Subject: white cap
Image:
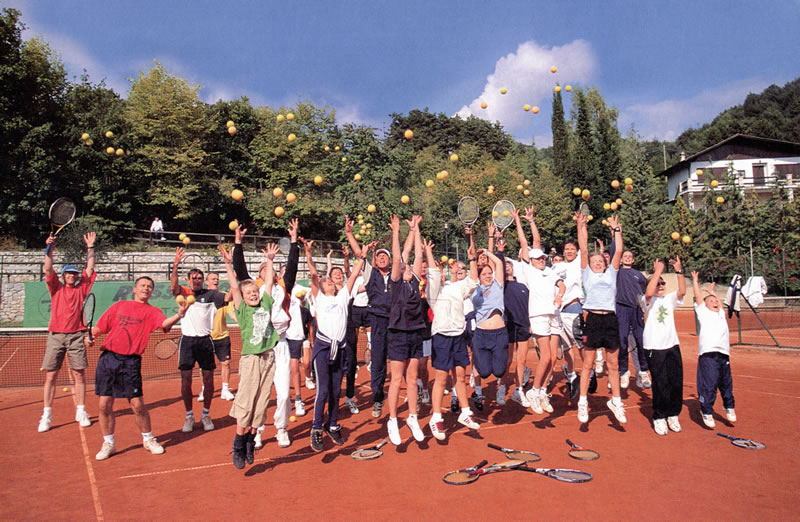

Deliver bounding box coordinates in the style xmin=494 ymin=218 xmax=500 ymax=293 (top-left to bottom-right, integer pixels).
xmin=529 ymin=248 xmax=546 ymax=259
xmin=375 ymin=248 xmax=391 ymax=258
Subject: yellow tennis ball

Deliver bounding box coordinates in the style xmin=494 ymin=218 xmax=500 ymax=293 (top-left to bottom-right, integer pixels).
xmin=624 ymin=177 xmax=633 ymax=185
xmin=182 ymin=237 xmax=191 ymax=245
xmin=440 ymin=255 xmax=448 ymax=263
xmin=81 ymin=132 xmax=90 ymax=140
xmin=185 ymin=295 xmax=195 ymax=305
xmin=616 ymin=198 xmax=623 ymax=206
xmin=426 ymin=179 xmax=434 ymax=187
xmin=550 ymin=66 xmax=557 ymax=73
xmin=366 ymin=223 xmax=372 ymax=228
xmin=502 ymin=210 xmax=510 ymax=217
xmin=287 ymin=133 xmax=296 ymax=142
xmin=63 ymin=387 xmax=69 ymax=392
xmin=341 ymin=156 xmax=347 ymax=162
xmin=360 ymin=227 xmax=367 ymax=234
xmin=105 ymin=130 xmax=113 ymax=138
xmin=354 ymin=173 xmax=362 ymax=181
xmin=492 ymin=210 xmax=499 ymax=218
xmin=517 ymin=184 xmax=524 ymax=191
xmin=228 ymin=220 xmax=239 ymax=231
xmin=711 ymin=180 xmax=719 ymax=188
xmin=588 ymin=215 xmax=593 ymax=221
xmin=286 ymin=113 xmax=295 ymax=121
xmin=436 ymin=171 xmax=444 ymax=180
xmin=523 ymin=189 xmax=530 ymax=196
xmin=532 ymin=106 xmax=540 ymax=114
xmin=314 ymin=175 xmax=323 ymax=185
xmin=273 ymin=187 xmax=284 ymax=198
xmin=227 ymin=126 xmax=237 ymax=135
xmin=231 ymin=189 xmax=244 ymax=201
xmin=625 ymin=184 xmax=633 ymax=192
xmin=354 ymin=233 xmax=361 ymax=240
xmin=401 ymin=195 xmax=410 ymax=204
xmin=440 ymin=170 xmax=448 ymax=179
xmin=404 ymin=129 xmax=414 ymax=139
xmin=671 ymin=232 xmax=680 ymax=241
xmin=357 ymin=214 xmax=363 ymax=220
xmin=682 ymin=235 xmax=691 ymax=244
xmin=604 ymin=203 xmax=611 ymax=210
xmin=367 ymin=204 xmax=376 ymax=213
xmin=334 ymin=145 xmax=340 ymax=151
xmin=523 ymin=104 xmax=531 ymax=112
xmin=610 ymin=202 xmax=618 ymax=211
xmin=106 ymin=146 xmax=115 ymax=155
xmin=573 ymin=187 xmax=581 ymax=196
xmin=115 ymin=148 xmax=124 ymax=156
xmin=695 ymin=168 xmax=703 ymax=176
xmin=276 ymin=114 xmax=285 ymax=122
xmin=226 ymin=120 xmax=235 ymax=128
xmin=179 ymin=233 xmax=187 ymax=240
xmin=524 ymin=179 xmax=531 ymax=186
xmin=565 ymin=85 xmax=572 ymax=92
xmin=449 ymin=153 xmax=459 ymax=163
xmin=500 ymin=88 xmax=507 ymax=94
xmin=582 ymin=189 xmax=590 ymax=199
xmin=611 ymin=180 xmax=620 ymax=189
xmin=554 ymin=86 xmax=561 ymax=92
xmin=487 ymin=188 xmax=494 ymax=194
xmin=602 ymin=219 xmax=609 ymax=226
xmin=480 ymin=101 xmax=487 ymax=109
xmin=716 ymin=196 xmax=725 ymax=204
xmin=289 ymin=415 xmax=296 ymax=422
xmin=286 ymin=193 xmax=296 ymax=203
xmin=274 ymin=206 xmax=285 ymax=217
xmin=448 ymin=258 xmax=454 ymax=263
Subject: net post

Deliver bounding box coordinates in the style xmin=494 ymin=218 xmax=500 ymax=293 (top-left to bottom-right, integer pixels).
xmin=742 ymin=293 xmax=780 ymax=347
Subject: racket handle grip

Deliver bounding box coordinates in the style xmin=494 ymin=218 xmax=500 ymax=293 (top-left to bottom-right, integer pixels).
xmin=474 ymin=459 xmax=488 ymax=469
xmin=487 ymin=443 xmax=503 ymax=451
xmin=45 ymin=244 xmax=53 ymax=256
xmin=87 ymin=329 xmax=93 ymax=342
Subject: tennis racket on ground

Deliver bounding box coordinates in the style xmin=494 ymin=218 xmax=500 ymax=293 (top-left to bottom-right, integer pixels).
xmin=153 ymin=338 xmax=179 ymax=360
xmin=443 ymin=460 xmax=523 ymax=485
xmin=717 ymin=432 xmax=766 ymax=450
xmin=457 ymin=196 xmax=480 ymax=227
xmin=351 ymin=440 xmax=388 ymax=460
xmin=516 ymin=465 xmax=593 ymax=483
xmin=81 ymin=293 xmax=96 ymax=341
xmin=491 ymin=200 xmax=516 ymax=233
xmin=566 ymin=439 xmax=600 ymax=460
xmin=44 ymin=198 xmax=77 ymax=255
xmin=487 ymin=443 xmax=542 ymax=463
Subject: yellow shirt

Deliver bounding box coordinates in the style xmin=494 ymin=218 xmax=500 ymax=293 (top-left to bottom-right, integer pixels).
xmin=211 ymin=303 xmax=232 ymax=340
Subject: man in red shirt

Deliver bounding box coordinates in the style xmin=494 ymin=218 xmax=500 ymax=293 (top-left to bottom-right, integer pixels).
xmin=38 ymin=232 xmax=97 ymax=433
xmin=87 ymin=276 xmax=191 ymax=461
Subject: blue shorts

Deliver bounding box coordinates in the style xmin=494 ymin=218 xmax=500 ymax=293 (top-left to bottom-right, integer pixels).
xmin=506 ymin=322 xmax=531 ymax=343
xmin=95 ymin=351 xmax=143 ymax=399
xmin=387 ymin=328 xmax=424 ymax=361
xmin=287 ymin=339 xmax=304 ymax=359
xmin=432 ymin=333 xmax=470 ymax=371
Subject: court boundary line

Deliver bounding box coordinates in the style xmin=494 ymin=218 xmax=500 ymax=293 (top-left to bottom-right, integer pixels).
xmin=0 ymin=344 xmax=22 ymax=373
xmin=69 ymin=386 xmax=104 ymax=521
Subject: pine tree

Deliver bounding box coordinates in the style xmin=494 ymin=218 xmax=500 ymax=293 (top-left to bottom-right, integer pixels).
xmin=551 ymin=87 xmax=570 ymax=183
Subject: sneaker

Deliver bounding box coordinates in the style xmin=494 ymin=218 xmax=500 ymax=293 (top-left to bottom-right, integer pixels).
xmin=595 ymin=359 xmax=604 ymax=375
xmin=325 ymin=425 xmax=344 ymax=446
xmin=429 ymin=418 xmax=446 ymax=441
xmin=407 ymin=415 xmax=425 ymax=442
xmin=620 ymin=370 xmax=630 ymax=389
xmin=197 ymin=388 xmax=204 ymax=402
xmin=702 ymin=413 xmax=715 ymax=428
xmin=588 ymin=370 xmax=598 ymax=394
xmin=607 ymin=399 xmax=627 ymax=424
xmin=387 ymin=417 xmax=402 ymax=445
xmin=182 ymin=416 xmax=195 ymax=433
xmin=305 ymin=377 xmax=316 ymax=390
xmin=471 ymin=392 xmax=484 ymax=412
xmin=539 ymin=391 xmax=554 ymax=413
xmin=457 ymin=409 xmax=480 ymax=430
xmin=578 ymin=401 xmax=589 ymax=423
xmin=667 ymin=416 xmax=682 ymax=432
xmin=276 ymin=428 xmax=291 ymax=448
xmin=496 ymin=384 xmax=507 ymax=406
xmin=344 ymin=397 xmax=358 ymax=414
xmin=143 ymin=437 xmax=165 ymax=455
xmin=421 ymin=388 xmax=431 ymax=405
xmin=654 ymin=418 xmax=668 ymax=436
xmin=372 ymin=401 xmax=383 ymax=418
xmin=245 ymin=433 xmax=255 ymax=464
xmin=254 ymin=426 xmax=265 ymax=449
xmin=450 ymin=393 xmax=459 ymax=413
xmin=310 ymin=428 xmax=324 ymax=452
xmin=233 ymin=437 xmax=246 ymax=469
xmin=726 ymin=408 xmax=737 ymax=422
xmin=38 ymin=415 xmax=52 ymax=433
xmin=525 ymin=389 xmax=543 ymax=414
xmin=221 ymin=388 xmax=235 ymax=401
xmin=296 ymin=399 xmax=307 ymax=416
xmin=95 ymin=441 xmax=116 ymax=461
xmin=75 ymin=410 xmax=91 ymax=428
xmin=511 ymin=389 xmax=531 ymax=408
xmin=201 ymin=414 xmax=214 ymax=431
xmin=641 ymin=372 xmax=652 ymax=389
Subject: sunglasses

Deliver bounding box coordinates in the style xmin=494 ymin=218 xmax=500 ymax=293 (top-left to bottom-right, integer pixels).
xmin=657 ymin=280 xmax=666 ymax=287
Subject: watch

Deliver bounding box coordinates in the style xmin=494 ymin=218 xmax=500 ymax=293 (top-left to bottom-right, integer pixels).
xmin=675 ymin=270 xmax=684 ymax=274
xmin=613 ymin=227 xmax=621 ymax=232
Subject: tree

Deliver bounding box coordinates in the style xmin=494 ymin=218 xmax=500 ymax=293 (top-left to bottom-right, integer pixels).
xmin=550 ymin=87 xmax=570 ymax=183
xmin=657 ymin=195 xmax=695 ymax=264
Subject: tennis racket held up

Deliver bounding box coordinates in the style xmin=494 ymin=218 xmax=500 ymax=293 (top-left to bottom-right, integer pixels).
xmin=44 ymin=198 xmax=77 ymax=255
xmin=81 ymin=293 xmax=96 ymax=341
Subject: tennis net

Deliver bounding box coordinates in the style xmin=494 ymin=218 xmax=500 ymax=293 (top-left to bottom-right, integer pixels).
xmin=734 ymin=296 xmax=800 ymax=349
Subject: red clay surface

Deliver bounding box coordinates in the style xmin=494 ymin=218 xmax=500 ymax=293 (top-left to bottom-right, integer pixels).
xmin=1 ymin=318 xmax=799 ymax=520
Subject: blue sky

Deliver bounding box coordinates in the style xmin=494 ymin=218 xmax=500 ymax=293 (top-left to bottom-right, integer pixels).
xmin=8 ymin=0 xmax=800 ymax=147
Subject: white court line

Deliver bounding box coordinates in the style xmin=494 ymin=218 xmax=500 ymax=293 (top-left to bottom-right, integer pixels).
xmin=0 ymin=344 xmax=22 ymax=373
xmin=68 ymin=384 xmax=104 ymax=521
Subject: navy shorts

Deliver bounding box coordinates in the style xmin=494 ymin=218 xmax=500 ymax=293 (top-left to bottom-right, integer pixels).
xmin=471 ymin=327 xmax=509 ymax=379
xmin=178 ymin=335 xmax=216 ymax=371
xmin=584 ymin=312 xmax=620 ymax=351
xmin=212 ymin=337 xmax=231 ymax=362
xmin=95 ymin=351 xmax=143 ymax=399
xmin=387 ymin=328 xmax=424 ymax=361
xmin=432 ymin=333 xmax=470 ymax=371
xmin=506 ymin=322 xmax=531 ymax=343
xmin=287 ymin=339 xmax=304 ymax=359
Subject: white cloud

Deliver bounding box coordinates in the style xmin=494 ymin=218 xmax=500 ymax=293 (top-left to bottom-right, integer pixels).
xmin=455 ymin=40 xmax=596 ymax=137
xmin=619 ymin=77 xmax=777 ymax=142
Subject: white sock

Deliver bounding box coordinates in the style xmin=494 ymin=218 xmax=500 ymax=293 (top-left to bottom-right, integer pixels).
xmin=43 ymin=407 xmax=52 ymax=417
xmin=579 ymin=396 xmax=588 ymax=405
xmin=103 ymin=434 xmax=115 ymax=444
xmin=186 ymin=411 xmax=193 ymax=418
xmin=612 ymin=396 xmax=623 ymax=406
xmin=142 ymin=432 xmax=153 ymax=441
xmin=460 ymin=407 xmax=472 ymax=414
xmin=431 ymin=412 xmax=442 ymax=422
xmin=222 ymin=382 xmax=229 ymax=391
xmin=76 ymin=404 xmax=86 ymax=413
xmin=202 ymin=408 xmax=209 ymax=416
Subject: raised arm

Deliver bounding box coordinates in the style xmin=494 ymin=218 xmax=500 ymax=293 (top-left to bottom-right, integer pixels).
xmin=325 ymin=249 xmax=334 ymax=277
xmin=44 ymin=234 xmax=56 ymax=278
xmin=576 ymin=212 xmax=589 ymax=270
xmin=487 ymin=221 xmax=496 ymax=253
xmin=84 ymin=232 xmax=97 ymax=276
xmin=482 ymin=249 xmax=505 ymax=286
xmin=513 ymin=208 xmax=529 ymax=262
xmin=342 ymin=245 xmax=351 ymax=278
xmin=162 ymin=299 xmax=191 ymax=332
xmin=344 ymin=215 xmax=364 ymax=258
xmin=467 ymin=239 xmax=478 ymax=281
xmin=283 ymin=218 xmax=300 ymax=295
xmin=407 ymin=215 xmax=423 ymax=278
xmin=645 ymin=259 xmax=665 ymax=304
xmin=691 ymin=271 xmax=704 ymax=307
xmin=170 ymin=247 xmax=185 ymax=296
xmin=525 ymin=206 xmax=541 ymax=250
xmin=261 ymin=243 xmax=279 ymax=296
xmin=390 ymin=215 xmax=402 ymax=280
xmin=401 ymin=217 xmax=416 ymax=263
xmin=346 ymin=253 xmax=367 ymax=295
xmin=232 ymin=225 xmax=252 ymax=282
xmin=672 ymin=257 xmax=686 ymax=301
xmin=217 ymin=244 xmax=242 ymax=308
xmin=302 ymin=238 xmax=320 ymax=297
xmin=608 ymin=215 xmax=623 ymax=270
xmin=422 ymin=238 xmax=440 ymax=302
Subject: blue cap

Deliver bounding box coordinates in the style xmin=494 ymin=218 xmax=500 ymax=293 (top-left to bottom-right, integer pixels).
xmin=61 ymin=264 xmax=80 ymax=275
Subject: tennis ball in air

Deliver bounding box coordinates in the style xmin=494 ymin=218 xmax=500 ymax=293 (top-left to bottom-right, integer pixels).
xmin=711 ymin=180 xmax=719 ymax=188
xmin=334 ymin=146 xmax=340 ymax=151
xmin=682 ymin=235 xmax=691 ymax=244
xmin=366 ymin=223 xmax=372 ymax=228
xmin=115 ymin=148 xmax=124 ymax=156
xmin=85 ymin=140 xmax=93 ymax=146
xmin=106 ymin=146 xmax=115 ymax=155
xmin=277 ymin=114 xmax=285 ymax=122
xmin=500 ymin=88 xmax=507 ymax=94
xmin=226 ymin=120 xmax=235 ymax=128
xmin=273 ymin=187 xmax=284 ymax=198
xmin=616 ymin=198 xmax=623 ymax=206
xmin=354 ymin=173 xmax=362 ymax=181
xmin=602 ymin=219 xmax=609 ymax=226
xmin=287 ymin=133 xmax=296 ymax=142
xmin=611 ymin=180 xmax=620 ymax=189
xmin=227 ymin=126 xmax=237 ymax=135
xmin=360 ymin=227 xmax=367 ymax=234
xmin=286 ymin=113 xmax=295 ymax=121
xmin=290 ymin=415 xmax=296 ymax=422
xmin=228 ymin=220 xmax=239 ymax=231
xmin=354 ymin=233 xmax=361 ymax=240
xmin=523 ymin=104 xmax=531 ymax=112
xmin=625 ymin=184 xmax=633 ymax=192
xmin=524 ymin=179 xmax=531 ymax=186
xmin=183 ymin=237 xmax=191 ymax=245
xmin=624 ymin=177 xmax=633 ymax=185
xmin=324 ymin=145 xmax=330 ymax=152
xmin=573 ymin=187 xmax=581 ymax=196
xmin=314 ymin=175 xmax=323 ymax=185
xmin=502 ymin=210 xmax=510 ymax=217
xmin=532 ymin=106 xmax=540 ymax=114
xmin=357 ymin=214 xmax=363 ymax=220
xmin=554 ymin=86 xmax=561 ymax=92
xmin=440 ymin=170 xmax=449 ymax=179
xmin=550 ymin=66 xmax=557 ymax=73
xmin=604 ymin=203 xmax=611 ymax=210
xmin=179 ymin=233 xmax=187 ymax=240
xmin=492 ymin=211 xmax=499 ymax=218
xmin=716 ymin=196 xmax=725 ymax=204
xmin=286 ymin=193 xmax=296 ymax=203
xmin=81 ymin=132 xmax=90 ymax=140
xmin=523 ymin=189 xmax=530 ymax=196
xmin=231 ymin=189 xmax=244 ymax=200
xmin=426 ymin=179 xmax=434 ymax=187
xmin=487 ymin=187 xmax=494 ymax=194
xmin=440 ymin=255 xmax=448 ymax=263
xmin=341 ymin=156 xmax=347 ymax=162
xmin=581 ymin=189 xmax=590 ymax=199
xmin=517 ymin=184 xmax=524 ymax=191
xmin=274 ymin=207 xmax=285 ymax=217
xmin=449 ymin=154 xmax=459 ymax=163
xmin=367 ymin=204 xmax=376 ymax=213
xmin=404 ymin=129 xmax=414 ymax=140
xmin=186 ymin=295 xmax=195 ymax=305
xmin=401 ymin=195 xmax=410 ymax=204
xmin=63 ymin=387 xmax=69 ymax=392
xmin=105 ymin=131 xmax=113 ymax=138
xmin=695 ymin=168 xmax=703 ymax=176
xmin=588 ymin=215 xmax=593 ymax=221
xmin=671 ymin=232 xmax=680 ymax=240
xmin=610 ymin=202 xmax=618 ymax=211
xmin=480 ymin=102 xmax=487 ymax=109
xmin=565 ymin=85 xmax=572 ymax=92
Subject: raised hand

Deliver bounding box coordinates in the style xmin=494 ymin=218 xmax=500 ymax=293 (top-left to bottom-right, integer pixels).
xmin=288 ymin=218 xmax=299 ymax=242
xmin=669 ymin=256 xmax=682 ymax=273
xmin=653 ymin=258 xmax=665 ymax=274
xmin=487 ymin=221 xmax=496 ymax=237
xmin=607 ymin=215 xmax=620 ymax=231
xmin=389 ymin=214 xmax=400 ymax=233
xmin=83 ymin=232 xmax=96 ymax=248
xmin=235 ymin=225 xmax=247 ymax=244
xmin=574 ymin=212 xmax=587 ymax=226
xmin=691 ymin=271 xmax=699 ymax=282
xmin=174 ymin=247 xmax=186 ymax=264
xmin=344 ymin=215 xmax=354 ymax=235
xmin=496 ymin=239 xmax=506 ymax=252
xmin=342 ymin=245 xmax=350 ymax=257
xmin=217 ymin=244 xmax=232 ymax=264
xmin=524 ymin=206 xmax=536 ymax=222
xmin=263 ymin=243 xmax=280 ymax=260
xmin=467 ymin=241 xmax=476 ymax=260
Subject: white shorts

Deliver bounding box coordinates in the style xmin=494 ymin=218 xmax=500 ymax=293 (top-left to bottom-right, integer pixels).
xmin=530 ymin=315 xmax=559 ymax=337
xmin=422 ymin=338 xmax=432 ymax=357
xmin=558 ymin=312 xmax=579 ymax=348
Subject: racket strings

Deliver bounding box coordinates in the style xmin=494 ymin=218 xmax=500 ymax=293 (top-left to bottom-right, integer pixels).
xmin=352 ymin=450 xmax=381 ymax=460
xmin=549 ymin=469 xmax=593 ymax=482
xmin=51 ymin=201 xmax=76 ymax=225
xmin=443 ymin=471 xmax=477 ymax=485
xmin=569 ymin=449 xmax=599 ymax=460
xmin=506 ymin=451 xmax=541 ymax=462
xmin=458 ymin=197 xmax=480 ymax=224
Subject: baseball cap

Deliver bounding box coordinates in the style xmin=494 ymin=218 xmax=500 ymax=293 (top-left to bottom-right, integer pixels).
xmin=529 ymin=248 xmax=546 ymax=259
xmin=375 ymin=248 xmax=391 ymax=258
xmin=61 ymin=264 xmax=80 ymax=275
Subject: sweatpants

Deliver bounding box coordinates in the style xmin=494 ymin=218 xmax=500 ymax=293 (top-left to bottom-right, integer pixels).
xmin=272 ymin=339 xmax=291 ymax=430
xmin=368 ymin=314 xmax=389 ymax=403
xmin=646 ymin=345 xmax=683 ymax=420
xmin=312 ymin=343 xmax=345 ymax=430
xmin=617 ymin=303 xmax=648 ymax=373
xmin=345 ymin=305 xmax=369 ymax=399
xmin=697 ymin=352 xmax=734 ymax=414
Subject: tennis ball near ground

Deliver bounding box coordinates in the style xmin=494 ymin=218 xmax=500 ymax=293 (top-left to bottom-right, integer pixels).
xmin=450 ymin=154 xmax=459 ymax=163
xmin=624 ymin=177 xmax=633 ymax=185
xmin=532 ymin=106 xmax=540 ymax=114
xmin=290 ymin=415 xmax=296 ymax=422
xmin=226 ymin=120 xmax=235 ymax=128
xmin=401 ymin=195 xmax=410 ymax=204
xmin=81 ymin=132 xmax=90 ymax=140
xmin=105 ymin=131 xmax=113 ymax=138
xmin=500 ymin=88 xmax=507 ymax=94
xmin=711 ymin=180 xmax=719 ymax=188
xmin=426 ymin=179 xmax=434 ymax=187
xmin=523 ymin=104 xmax=531 ymax=112
xmin=106 ymin=146 xmax=115 ymax=155
xmin=611 ymin=180 xmax=620 ymax=189
xmin=286 ymin=113 xmax=295 ymax=121
xmin=227 ymin=126 xmax=237 ymax=135
xmin=354 ymin=173 xmax=362 ymax=181
xmin=480 ymin=102 xmax=487 ymax=109
xmin=183 ymin=237 xmax=191 ymax=245
xmin=287 ymin=133 xmax=296 ymax=143
xmin=179 ymin=233 xmax=187 ymax=241
xmin=186 ymin=295 xmax=195 ymax=305
xmin=274 ymin=207 xmax=285 ymax=217
xmin=286 ymin=193 xmax=296 ymax=203
xmin=228 ymin=220 xmax=238 ymax=231
xmin=550 ymin=66 xmax=557 ymax=73
xmin=404 ymin=129 xmax=414 ymax=139
xmin=273 ymin=187 xmax=284 ymax=198
xmin=63 ymin=387 xmax=69 ymax=392
xmin=682 ymin=235 xmax=691 ymax=244
xmin=573 ymin=187 xmax=581 ymax=196
xmin=367 ymin=204 xmax=376 ymax=213
xmin=671 ymin=232 xmax=680 ymax=241
xmin=314 ymin=175 xmax=323 ymax=185
xmin=231 ymin=189 xmax=244 ymax=200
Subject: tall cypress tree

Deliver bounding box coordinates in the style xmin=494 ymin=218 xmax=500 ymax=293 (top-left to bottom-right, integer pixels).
xmin=551 ymin=86 xmax=570 ymax=184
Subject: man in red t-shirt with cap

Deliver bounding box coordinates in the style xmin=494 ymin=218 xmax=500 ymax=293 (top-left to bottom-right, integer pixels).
xmin=38 ymin=232 xmax=97 ymax=433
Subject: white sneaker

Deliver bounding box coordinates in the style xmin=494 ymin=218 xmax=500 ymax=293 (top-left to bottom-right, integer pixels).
xmin=639 ymin=371 xmax=652 ymax=389
xmin=305 ymin=377 xmax=316 ymax=390
xmin=295 ymin=399 xmax=307 ymax=416
xmin=496 ymin=384 xmax=507 ymax=406
xmin=221 ymin=388 xmax=235 ymax=401
xmin=387 ymin=417 xmax=401 ymax=445
xmin=457 ymin=409 xmax=480 ymax=430
xmin=197 ymin=388 xmax=204 ymax=402
xmin=143 ymin=437 xmax=165 ymax=455
xmin=276 ymin=428 xmax=291 ymax=448
xmin=182 ymin=416 xmax=195 ymax=433
xmin=345 ymin=397 xmax=359 ymax=414
xmin=429 ymin=417 xmax=446 ymax=441
xmin=510 ymin=389 xmax=530 ymax=408
xmin=201 ymin=414 xmax=214 ymax=431
xmin=595 ymin=359 xmax=604 ymax=375
xmin=702 ymin=413 xmax=715 ymax=428
xmin=38 ymin=415 xmax=52 ymax=433
xmin=667 ymin=416 xmax=682 ymax=432
xmin=407 ymin=415 xmax=425 ymax=442
xmin=526 ymin=389 xmax=543 ymax=414
xmin=607 ymin=399 xmax=627 ymax=423
xmin=95 ymin=441 xmax=116 ymax=461
xmin=539 ymin=391 xmax=554 ymax=413
xmin=421 ymin=388 xmax=431 ymax=405
xmin=726 ymin=408 xmax=737 ymax=422
xmin=578 ymin=401 xmax=589 ymax=423
xmin=654 ymin=418 xmax=668 ymax=435
xmin=254 ymin=427 xmax=265 ymax=449
xmin=620 ymin=371 xmax=630 ymax=389
xmin=75 ymin=410 xmax=91 ymax=428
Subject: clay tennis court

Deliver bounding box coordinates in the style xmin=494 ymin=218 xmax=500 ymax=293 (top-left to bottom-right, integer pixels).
xmin=1 ymin=313 xmax=798 ymax=520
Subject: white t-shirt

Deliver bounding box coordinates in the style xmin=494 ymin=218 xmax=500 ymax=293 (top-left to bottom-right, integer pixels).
xmin=259 ymin=284 xmax=290 ymax=338
xmin=695 ymin=303 xmax=730 ymax=356
xmin=286 ymin=285 xmax=310 ymax=341
xmin=553 ymin=251 xmax=583 ymax=307
xmin=642 ymin=292 xmax=682 ymax=350
xmin=350 ymin=275 xmax=369 ymax=307
xmin=517 ymin=263 xmax=563 ymax=317
xmin=314 ymin=287 xmax=349 ymax=343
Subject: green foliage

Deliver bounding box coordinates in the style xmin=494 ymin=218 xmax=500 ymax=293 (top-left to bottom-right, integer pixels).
xmin=550 ymin=88 xmax=570 ymax=182
xmin=657 ymin=195 xmax=695 ymax=263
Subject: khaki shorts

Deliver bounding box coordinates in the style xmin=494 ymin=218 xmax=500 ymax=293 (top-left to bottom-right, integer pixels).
xmin=43 ymin=332 xmax=88 ymax=371
xmin=229 ymin=350 xmax=276 ymax=429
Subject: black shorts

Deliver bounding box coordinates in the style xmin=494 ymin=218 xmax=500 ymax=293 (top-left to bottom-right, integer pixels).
xmin=287 ymin=339 xmax=304 ymax=359
xmin=212 ymin=337 xmax=231 ymax=362
xmin=584 ymin=312 xmax=620 ymax=351
xmin=348 ymin=305 xmax=370 ymax=328
xmin=178 ymin=335 xmax=216 ymax=371
xmin=431 ymin=333 xmax=470 ymax=371
xmin=95 ymin=351 xmax=143 ymax=399
xmin=387 ymin=328 xmax=424 ymax=361
xmin=506 ymin=322 xmax=531 ymax=343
